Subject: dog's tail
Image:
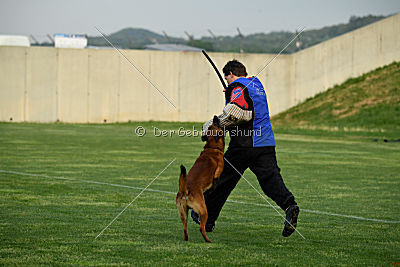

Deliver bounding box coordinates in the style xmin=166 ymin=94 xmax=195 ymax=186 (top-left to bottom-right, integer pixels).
xmin=179 ymin=165 xmax=188 ymax=195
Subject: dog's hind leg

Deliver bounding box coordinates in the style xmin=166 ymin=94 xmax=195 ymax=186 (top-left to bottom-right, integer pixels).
xmin=176 ymin=196 xmax=189 ymax=241
xmin=191 ymin=195 xmax=212 ymax=243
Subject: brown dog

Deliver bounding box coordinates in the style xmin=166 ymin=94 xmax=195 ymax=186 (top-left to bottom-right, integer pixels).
xmin=176 ymin=116 xmax=225 ymax=243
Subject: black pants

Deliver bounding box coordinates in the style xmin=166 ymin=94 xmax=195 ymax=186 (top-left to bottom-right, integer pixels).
xmin=204 ymin=146 xmax=296 ymax=224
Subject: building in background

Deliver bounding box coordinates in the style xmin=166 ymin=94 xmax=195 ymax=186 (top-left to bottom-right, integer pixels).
xmin=0 ymin=35 xmax=30 ymax=47
xmin=54 ymin=34 xmax=87 ymax=48
xmin=145 ymin=43 xmax=202 ymax=52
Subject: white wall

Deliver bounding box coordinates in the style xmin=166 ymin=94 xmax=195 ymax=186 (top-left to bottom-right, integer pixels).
xmin=0 ymin=14 xmax=399 ymax=123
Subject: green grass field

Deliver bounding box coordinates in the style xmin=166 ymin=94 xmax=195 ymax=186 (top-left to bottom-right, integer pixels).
xmin=0 ymin=122 xmax=399 ymax=265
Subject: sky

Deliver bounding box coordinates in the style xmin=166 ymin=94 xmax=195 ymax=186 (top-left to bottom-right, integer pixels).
xmin=0 ymin=0 xmax=399 ymax=41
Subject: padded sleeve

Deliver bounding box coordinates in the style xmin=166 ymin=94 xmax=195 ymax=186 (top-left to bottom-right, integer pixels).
xmin=202 ymin=103 xmax=252 ymax=133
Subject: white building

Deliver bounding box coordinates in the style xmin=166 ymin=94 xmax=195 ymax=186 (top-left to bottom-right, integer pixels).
xmin=0 ymin=35 xmax=30 ymax=47
xmin=54 ymin=34 xmax=87 ymax=48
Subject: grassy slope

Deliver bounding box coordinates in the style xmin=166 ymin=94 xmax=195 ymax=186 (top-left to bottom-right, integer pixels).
xmin=273 ymin=62 xmax=400 ymax=135
xmin=0 ymin=122 xmax=399 ymax=265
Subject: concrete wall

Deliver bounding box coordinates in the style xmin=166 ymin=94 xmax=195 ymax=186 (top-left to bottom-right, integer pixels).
xmin=0 ymin=14 xmax=399 ymax=123
xmin=292 ymin=13 xmax=400 ymax=104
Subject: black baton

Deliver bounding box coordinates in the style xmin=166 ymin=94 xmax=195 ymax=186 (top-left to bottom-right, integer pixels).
xmin=202 ymin=50 xmax=227 ymax=90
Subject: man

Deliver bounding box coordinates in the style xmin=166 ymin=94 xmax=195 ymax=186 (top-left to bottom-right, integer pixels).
xmin=192 ymin=60 xmax=299 ymax=237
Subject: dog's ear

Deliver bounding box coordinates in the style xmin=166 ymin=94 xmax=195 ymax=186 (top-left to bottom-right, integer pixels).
xmin=213 ymin=115 xmax=220 ymax=128
xmin=201 ymin=135 xmax=208 ymax=142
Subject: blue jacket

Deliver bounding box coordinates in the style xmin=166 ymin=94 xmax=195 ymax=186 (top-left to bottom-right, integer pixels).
xmin=224 ymin=77 xmax=275 ymax=147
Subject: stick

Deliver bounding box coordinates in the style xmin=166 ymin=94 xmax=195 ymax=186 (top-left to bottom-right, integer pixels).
xmin=202 ymin=50 xmax=227 ymax=90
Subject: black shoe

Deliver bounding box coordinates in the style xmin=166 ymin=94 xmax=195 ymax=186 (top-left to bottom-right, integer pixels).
xmin=282 ymin=205 xmax=300 ymax=237
xmin=191 ymin=210 xmax=215 ymax=232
